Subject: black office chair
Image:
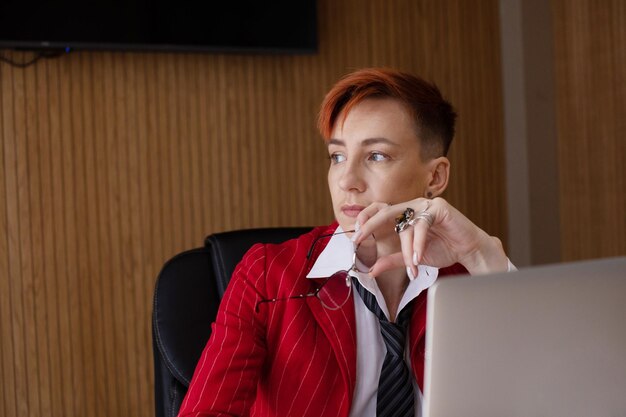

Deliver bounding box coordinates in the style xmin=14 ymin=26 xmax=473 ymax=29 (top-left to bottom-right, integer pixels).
xmin=152 ymin=227 xmax=312 ymax=417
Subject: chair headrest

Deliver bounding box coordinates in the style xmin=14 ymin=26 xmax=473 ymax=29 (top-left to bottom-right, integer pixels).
xmin=205 ymin=227 xmax=312 ymax=297
xmin=153 ymin=227 xmax=312 ymax=386
xmin=153 ymin=247 xmax=219 ymax=386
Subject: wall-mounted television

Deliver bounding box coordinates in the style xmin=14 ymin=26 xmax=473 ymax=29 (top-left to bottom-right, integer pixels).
xmin=0 ymin=0 xmax=317 ymax=54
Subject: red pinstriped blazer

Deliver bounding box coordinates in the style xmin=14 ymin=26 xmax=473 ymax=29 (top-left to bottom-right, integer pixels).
xmin=178 ymin=224 xmax=467 ymax=417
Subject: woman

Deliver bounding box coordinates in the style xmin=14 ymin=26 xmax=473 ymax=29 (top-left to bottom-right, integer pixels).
xmin=178 ymin=68 xmax=512 ymax=417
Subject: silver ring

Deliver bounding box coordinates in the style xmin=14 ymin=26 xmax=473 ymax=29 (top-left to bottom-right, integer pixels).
xmin=415 ymin=211 xmax=434 ymax=227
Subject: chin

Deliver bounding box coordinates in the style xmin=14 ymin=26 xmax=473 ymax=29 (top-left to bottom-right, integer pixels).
xmin=337 ymin=218 xmax=355 ymax=232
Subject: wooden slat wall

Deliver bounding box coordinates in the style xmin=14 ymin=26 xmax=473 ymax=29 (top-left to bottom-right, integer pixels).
xmin=0 ymin=1 xmax=506 ymax=416
xmin=553 ymin=0 xmax=626 ymax=261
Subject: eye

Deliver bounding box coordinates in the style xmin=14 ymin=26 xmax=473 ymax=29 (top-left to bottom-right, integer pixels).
xmin=368 ymin=152 xmax=388 ymax=162
xmin=329 ymin=152 xmax=346 ymax=164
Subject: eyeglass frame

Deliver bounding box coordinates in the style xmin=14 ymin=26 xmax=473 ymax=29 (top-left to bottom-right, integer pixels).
xmin=254 ymin=229 xmax=357 ymax=313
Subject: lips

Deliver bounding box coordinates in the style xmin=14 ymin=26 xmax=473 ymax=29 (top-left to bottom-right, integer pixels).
xmin=341 ymin=204 xmax=365 ymax=218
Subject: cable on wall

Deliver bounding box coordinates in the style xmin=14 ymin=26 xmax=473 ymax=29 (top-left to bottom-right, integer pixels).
xmin=0 ymin=49 xmax=68 ymax=68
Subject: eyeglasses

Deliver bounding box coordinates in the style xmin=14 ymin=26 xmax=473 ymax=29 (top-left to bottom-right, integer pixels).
xmin=255 ymin=230 xmax=357 ymax=312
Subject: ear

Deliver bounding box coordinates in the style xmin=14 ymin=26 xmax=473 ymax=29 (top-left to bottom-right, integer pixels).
xmin=424 ymin=157 xmax=450 ymax=197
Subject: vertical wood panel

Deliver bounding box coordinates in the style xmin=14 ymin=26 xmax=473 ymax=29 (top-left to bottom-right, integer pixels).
xmin=34 ymin=54 xmax=54 ymax=417
xmin=0 ymin=51 xmax=17 ymax=417
xmin=47 ymin=56 xmax=74 ymax=417
xmin=6 ymin=58 xmax=31 ymax=417
xmin=26 ymin=61 xmax=49 ymax=416
xmin=0 ymin=1 xmax=507 ymax=416
xmin=92 ymin=53 xmax=117 ymax=416
xmin=553 ymin=0 xmax=626 ymax=261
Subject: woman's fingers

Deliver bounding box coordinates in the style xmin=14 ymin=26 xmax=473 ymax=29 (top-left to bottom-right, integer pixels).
xmin=396 ymin=200 xmax=435 ymax=278
xmin=412 ymin=211 xmax=432 ymax=265
xmin=398 ymin=226 xmax=417 ymax=278
xmin=354 ymin=199 xmax=428 ymax=243
xmin=353 ymin=202 xmax=395 ymax=242
xmin=369 ymin=252 xmax=405 ymax=277
xmin=356 ymin=198 xmax=439 ymax=278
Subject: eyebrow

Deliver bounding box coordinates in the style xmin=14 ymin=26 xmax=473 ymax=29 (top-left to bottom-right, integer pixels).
xmin=327 ymin=137 xmax=400 ymax=147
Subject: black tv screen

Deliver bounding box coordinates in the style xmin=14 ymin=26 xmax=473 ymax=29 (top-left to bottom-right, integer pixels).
xmin=0 ymin=0 xmax=317 ymax=53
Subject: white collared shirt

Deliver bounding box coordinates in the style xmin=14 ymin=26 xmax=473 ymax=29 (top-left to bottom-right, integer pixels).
xmin=306 ymin=228 xmax=517 ymax=415
xmin=306 ymin=228 xmax=439 ymax=417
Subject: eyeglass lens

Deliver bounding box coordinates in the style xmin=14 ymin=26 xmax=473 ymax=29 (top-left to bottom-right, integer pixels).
xmin=317 ymin=271 xmax=352 ymax=310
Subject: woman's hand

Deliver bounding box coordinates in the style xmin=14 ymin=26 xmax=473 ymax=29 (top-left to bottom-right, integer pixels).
xmin=352 ymin=197 xmax=509 ymax=276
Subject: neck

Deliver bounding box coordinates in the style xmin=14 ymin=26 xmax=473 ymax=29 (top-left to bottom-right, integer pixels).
xmin=376 ymin=269 xmax=409 ymax=322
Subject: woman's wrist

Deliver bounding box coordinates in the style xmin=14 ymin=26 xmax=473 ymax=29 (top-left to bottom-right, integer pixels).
xmin=460 ymin=234 xmax=509 ymax=275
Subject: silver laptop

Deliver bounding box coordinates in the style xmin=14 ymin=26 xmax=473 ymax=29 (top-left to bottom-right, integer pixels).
xmin=423 ymin=257 xmax=626 ymax=417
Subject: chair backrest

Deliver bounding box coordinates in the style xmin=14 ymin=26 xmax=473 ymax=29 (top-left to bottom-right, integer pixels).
xmin=152 ymin=227 xmax=311 ymax=417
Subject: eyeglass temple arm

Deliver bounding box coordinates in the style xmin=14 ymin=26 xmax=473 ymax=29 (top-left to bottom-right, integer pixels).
xmin=305 ymin=229 xmax=356 ymax=259
xmin=254 ymin=290 xmax=320 ymax=313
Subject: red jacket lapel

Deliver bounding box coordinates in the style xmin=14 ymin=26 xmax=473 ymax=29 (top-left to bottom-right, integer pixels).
xmin=297 ymin=223 xmax=357 ymax=416
xmin=306 ymin=294 xmax=357 ymax=416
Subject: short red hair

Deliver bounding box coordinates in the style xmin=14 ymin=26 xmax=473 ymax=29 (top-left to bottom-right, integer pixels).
xmin=317 ymin=68 xmax=456 ymax=159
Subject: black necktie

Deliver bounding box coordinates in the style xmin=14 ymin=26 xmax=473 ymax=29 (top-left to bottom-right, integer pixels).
xmin=352 ymin=276 xmax=415 ymax=417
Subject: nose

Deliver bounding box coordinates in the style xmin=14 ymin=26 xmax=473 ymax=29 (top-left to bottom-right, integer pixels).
xmin=337 ymin=159 xmax=365 ymax=192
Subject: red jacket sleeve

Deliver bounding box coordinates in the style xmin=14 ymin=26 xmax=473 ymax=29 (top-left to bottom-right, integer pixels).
xmin=178 ymin=243 xmax=269 ymax=417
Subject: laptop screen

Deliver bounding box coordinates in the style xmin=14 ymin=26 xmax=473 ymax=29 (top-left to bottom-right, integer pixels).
xmin=424 ymin=257 xmax=626 ymax=417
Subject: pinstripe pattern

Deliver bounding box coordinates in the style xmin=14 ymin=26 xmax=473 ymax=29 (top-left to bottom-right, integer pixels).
xmin=178 ymin=225 xmax=469 ymax=417
xmin=352 ymin=278 xmax=415 ymax=417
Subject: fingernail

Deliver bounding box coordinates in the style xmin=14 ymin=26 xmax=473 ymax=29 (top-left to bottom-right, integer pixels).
xmin=407 ymin=266 xmax=417 ymax=281
xmin=350 ymin=230 xmax=362 ymax=242
xmin=413 ymin=251 xmax=418 ymax=266
xmin=354 ymin=220 xmax=360 ymax=232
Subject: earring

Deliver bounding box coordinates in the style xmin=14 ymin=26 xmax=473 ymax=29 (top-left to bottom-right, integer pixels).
xmin=426 ymin=191 xmax=433 ymax=198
